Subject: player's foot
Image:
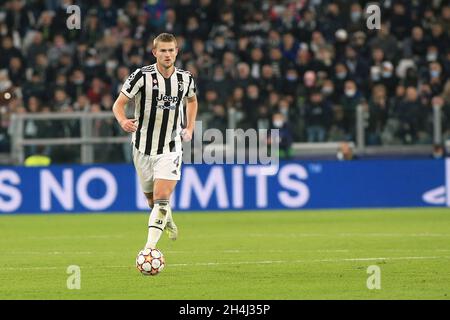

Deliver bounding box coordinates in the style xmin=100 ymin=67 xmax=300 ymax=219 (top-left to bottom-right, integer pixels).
xmin=165 ymin=217 xmax=178 ymax=241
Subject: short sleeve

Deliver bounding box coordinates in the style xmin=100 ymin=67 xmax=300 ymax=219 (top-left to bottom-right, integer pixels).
xmin=121 ymin=68 xmax=144 ymax=99
xmin=186 ymin=75 xmax=197 ymax=98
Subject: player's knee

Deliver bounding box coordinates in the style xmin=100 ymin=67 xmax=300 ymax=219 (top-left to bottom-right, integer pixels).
xmin=153 ymin=190 xmax=171 ymax=201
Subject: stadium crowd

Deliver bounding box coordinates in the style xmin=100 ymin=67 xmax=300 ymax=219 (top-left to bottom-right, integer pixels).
xmin=0 ymin=0 xmax=449 ymax=162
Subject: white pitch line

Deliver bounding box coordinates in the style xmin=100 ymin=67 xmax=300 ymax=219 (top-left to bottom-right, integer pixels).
xmin=0 ymin=249 xmax=352 ymax=255
xmin=1 ymin=256 xmax=449 ymax=271
xmin=8 ymin=233 xmax=449 ymax=242
xmin=0 ymin=251 xmax=94 ymax=255
xmin=17 ymin=235 xmax=125 ymax=240
xmin=169 ymin=256 xmax=449 ymax=267
xmin=166 ymin=249 xmax=351 ymax=254
xmin=338 ymin=233 xmax=450 ymax=237
xmin=246 ymin=233 xmax=450 ymax=238
xmin=2 ymin=248 xmax=449 ymax=256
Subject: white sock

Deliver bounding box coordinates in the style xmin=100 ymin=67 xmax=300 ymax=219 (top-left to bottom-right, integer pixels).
xmin=145 ymin=200 xmax=169 ymax=249
xmin=166 ymin=207 xmax=174 ymax=225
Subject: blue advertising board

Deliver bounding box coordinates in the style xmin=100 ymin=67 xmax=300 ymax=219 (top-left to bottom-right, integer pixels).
xmin=0 ymin=159 xmax=448 ymax=214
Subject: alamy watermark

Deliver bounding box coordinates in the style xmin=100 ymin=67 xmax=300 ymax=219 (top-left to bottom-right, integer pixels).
xmin=67 ymin=265 xmax=81 ymax=289
xmin=366 ymin=265 xmax=381 ymax=290
xmin=366 ymin=3 xmax=381 ymax=30
xmin=66 ymin=5 xmax=81 ymax=30
xmin=181 ymin=121 xmax=279 ymax=166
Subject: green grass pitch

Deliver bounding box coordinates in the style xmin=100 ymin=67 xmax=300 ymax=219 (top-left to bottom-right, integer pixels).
xmin=0 ymin=208 xmax=449 ymax=300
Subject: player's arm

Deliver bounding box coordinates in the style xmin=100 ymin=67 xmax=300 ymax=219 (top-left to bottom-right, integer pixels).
xmin=113 ymin=68 xmax=143 ymax=133
xmin=182 ymin=95 xmax=198 ymax=142
xmin=113 ymin=92 xmax=137 ymax=133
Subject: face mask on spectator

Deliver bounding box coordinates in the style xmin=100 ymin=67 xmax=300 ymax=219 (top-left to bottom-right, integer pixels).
xmin=382 ymin=71 xmax=392 ymax=78
xmin=430 ymin=70 xmax=440 ymax=78
xmin=427 ymin=53 xmax=438 ymax=62
xmin=106 ymin=60 xmax=118 ymax=70
xmin=371 ymin=72 xmax=381 ymax=81
xmin=86 ymin=59 xmax=97 ymax=67
xmin=322 ymin=86 xmax=334 ymax=95
xmin=351 ymin=12 xmax=362 ymax=22
xmin=345 ymin=89 xmax=356 ymax=97
xmin=286 ymin=74 xmax=297 ymax=81
xmin=336 ymin=72 xmax=347 ymax=79
xmin=279 ymin=105 xmax=289 ymax=117
xmin=273 ymin=120 xmax=284 ymax=128
xmin=0 ymin=79 xmax=12 ymax=91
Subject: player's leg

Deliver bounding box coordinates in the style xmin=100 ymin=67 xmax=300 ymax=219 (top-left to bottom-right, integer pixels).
xmin=145 ymin=179 xmax=177 ymax=249
xmin=143 ymin=191 xmax=177 ymax=241
xmin=144 ymin=192 xmax=154 ymax=208
xmin=154 ymin=178 xmax=178 ymax=240
xmin=132 ymin=148 xmax=159 ymax=249
xmin=157 ymin=152 xmax=181 ymax=240
xmin=145 ymin=152 xmax=182 ymax=248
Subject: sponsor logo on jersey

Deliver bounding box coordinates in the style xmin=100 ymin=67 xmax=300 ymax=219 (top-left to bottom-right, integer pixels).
xmin=156 ymin=94 xmax=179 ymax=103
xmin=157 ymin=104 xmax=177 ymax=110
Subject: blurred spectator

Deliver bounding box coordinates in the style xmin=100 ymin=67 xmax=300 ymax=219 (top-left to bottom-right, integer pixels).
xmin=0 ymin=0 xmax=449 ymax=160
xmin=1 ymin=36 xmax=22 ymax=69
xmin=390 ymin=2 xmax=412 ymax=40
xmin=321 ymin=79 xmax=338 ymax=105
xmin=68 ymin=69 xmax=88 ymax=100
xmin=342 ymin=45 xmax=369 ymax=88
xmin=281 ymin=67 xmax=299 ymax=96
xmin=205 ymin=65 xmax=232 ymax=104
xmin=304 ymin=90 xmax=332 ymax=142
xmin=87 ymin=77 xmax=106 ymax=104
xmin=5 ymin=0 xmax=32 ymax=37
xmin=369 ymin=22 xmax=399 ymax=61
xmin=431 ymin=144 xmax=446 ymax=159
xmin=22 ymin=72 xmax=46 ymax=102
xmin=268 ymin=47 xmax=284 ymax=78
xmin=270 ymin=112 xmax=293 ymax=159
xmin=8 ymin=56 xmax=25 ymax=86
xmin=367 ymin=84 xmax=391 ymax=145
xmin=280 ymin=33 xmax=299 ymax=63
xmin=82 ymin=10 xmax=104 ymax=47
xmin=260 ymin=64 xmax=282 ymax=97
xmin=403 ymin=26 xmax=429 ymax=59
xmin=340 ymin=80 xmax=363 ymax=139
xmin=243 ymin=84 xmax=262 ymax=129
xmin=208 ymin=104 xmax=227 ymax=135
xmin=25 ymin=32 xmax=48 ymax=66
xmin=432 ymin=95 xmax=450 ymax=142
xmin=319 ymin=2 xmax=345 ymax=41
xmin=234 ymin=62 xmax=253 ymax=89
xmin=98 ymin=0 xmax=118 ymax=29
xmin=336 ymin=142 xmax=355 ymax=161
xmin=395 ymin=86 xmax=425 ymax=144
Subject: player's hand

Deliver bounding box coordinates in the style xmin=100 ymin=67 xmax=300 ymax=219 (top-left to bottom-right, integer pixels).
xmin=181 ymin=128 xmax=193 ymax=142
xmin=120 ymin=118 xmax=138 ymax=133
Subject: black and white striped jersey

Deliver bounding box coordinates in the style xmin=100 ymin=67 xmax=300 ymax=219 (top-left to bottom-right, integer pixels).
xmin=121 ymin=63 xmax=196 ymax=156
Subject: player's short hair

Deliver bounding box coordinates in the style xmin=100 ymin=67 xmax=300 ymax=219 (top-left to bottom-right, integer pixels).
xmin=153 ymin=33 xmax=177 ymax=49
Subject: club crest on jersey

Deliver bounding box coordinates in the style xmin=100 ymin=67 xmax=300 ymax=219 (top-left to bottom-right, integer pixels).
xmin=156 ymin=94 xmax=179 ymax=103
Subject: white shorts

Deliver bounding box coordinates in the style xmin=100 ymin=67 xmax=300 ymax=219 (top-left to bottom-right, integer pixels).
xmin=133 ymin=148 xmax=182 ymax=193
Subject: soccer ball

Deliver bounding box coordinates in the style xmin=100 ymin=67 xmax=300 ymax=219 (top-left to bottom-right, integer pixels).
xmin=136 ymin=248 xmax=165 ymax=276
